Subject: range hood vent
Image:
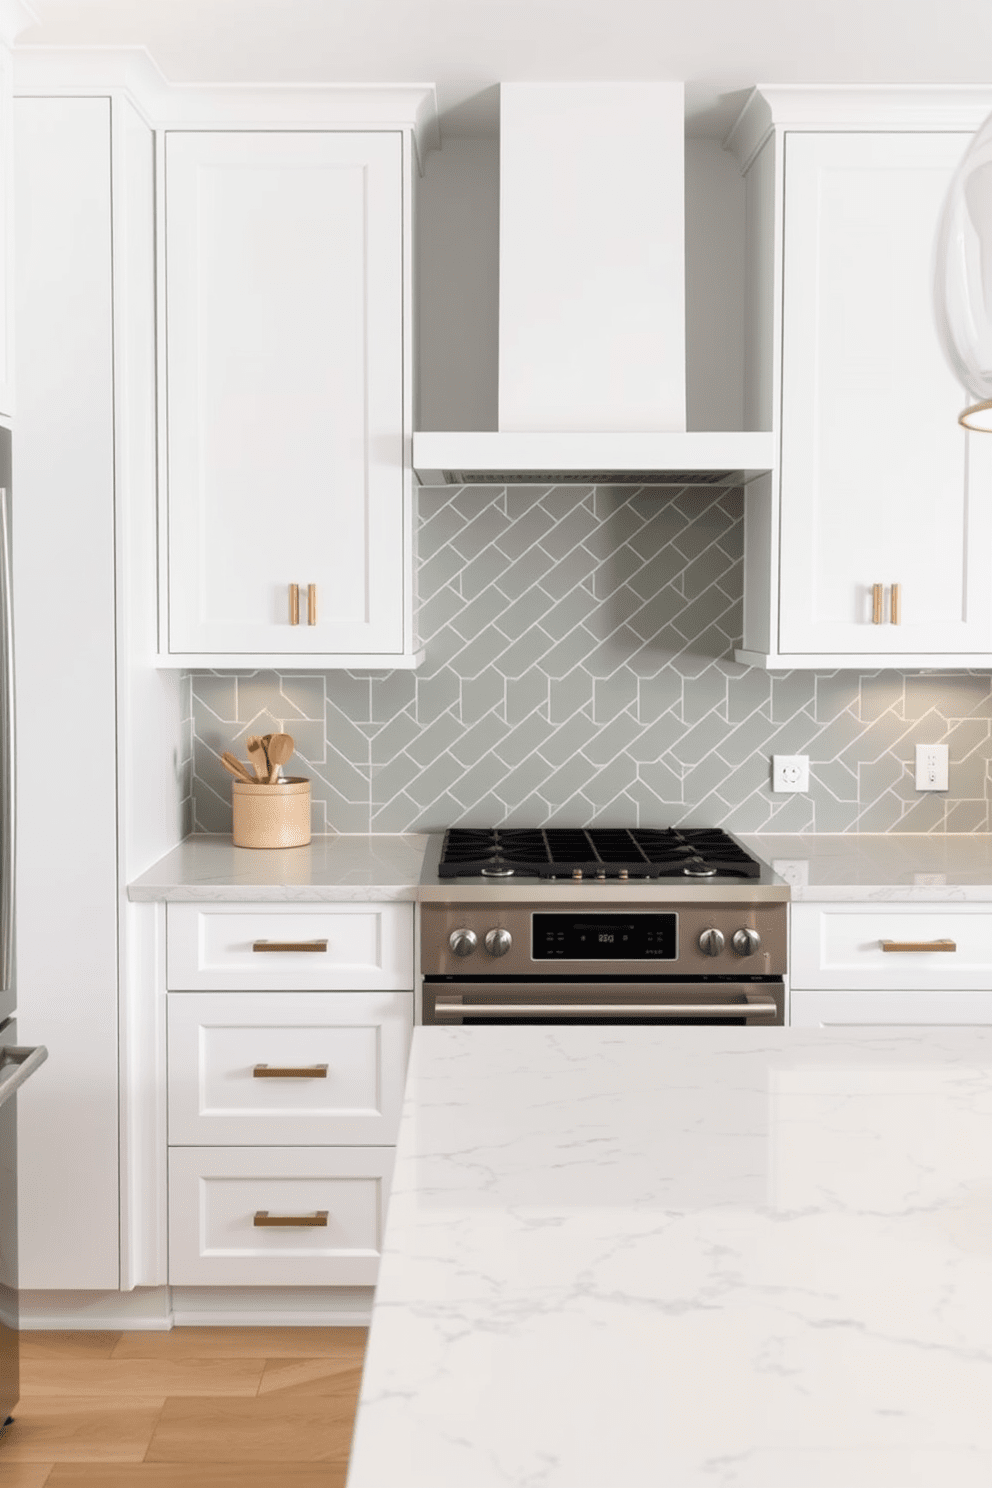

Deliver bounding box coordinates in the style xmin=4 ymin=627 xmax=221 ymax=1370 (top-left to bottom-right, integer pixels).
xmin=440 ymin=470 xmax=734 ymax=486
xmin=413 ymin=432 xmax=775 ymax=489
xmin=413 ymin=82 xmax=774 ymax=489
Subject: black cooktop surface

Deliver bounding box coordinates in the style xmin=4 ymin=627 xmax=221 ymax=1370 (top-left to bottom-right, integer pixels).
xmin=437 ymin=827 xmax=761 ymax=881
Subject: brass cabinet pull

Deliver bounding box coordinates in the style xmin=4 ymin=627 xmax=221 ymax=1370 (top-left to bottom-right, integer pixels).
xmin=252 ymin=938 xmax=328 ymax=953
xmin=880 ymin=938 xmax=957 ymax=953
xmin=253 ymin=1063 xmax=328 ymax=1079
xmin=307 ymin=583 xmax=317 ymax=625
xmin=289 ymin=583 xmax=300 ymax=625
xmin=872 ymin=583 xmax=883 ymax=624
xmin=890 ymin=583 xmax=901 ymax=624
xmin=253 ymin=1210 xmax=328 ymax=1228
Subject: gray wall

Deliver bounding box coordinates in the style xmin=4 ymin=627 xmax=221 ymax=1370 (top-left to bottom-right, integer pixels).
xmin=416 ymin=137 xmax=746 ymax=435
xmin=190 ymin=484 xmax=992 ymax=835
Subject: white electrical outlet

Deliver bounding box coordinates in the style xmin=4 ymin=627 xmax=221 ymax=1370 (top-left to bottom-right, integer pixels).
xmin=772 ymin=754 xmax=810 ymax=793
xmin=915 ymin=744 xmax=948 ymax=791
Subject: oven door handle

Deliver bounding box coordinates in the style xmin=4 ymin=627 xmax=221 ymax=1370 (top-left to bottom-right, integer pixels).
xmin=433 ymin=996 xmax=779 ymax=1020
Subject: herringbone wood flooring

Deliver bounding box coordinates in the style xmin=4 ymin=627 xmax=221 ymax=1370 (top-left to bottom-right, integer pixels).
xmin=0 ymin=1326 xmax=367 ymax=1487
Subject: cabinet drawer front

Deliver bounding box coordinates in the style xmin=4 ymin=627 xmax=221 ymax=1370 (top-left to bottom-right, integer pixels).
xmin=167 ymin=903 xmax=413 ymax=990
xmin=791 ymin=905 xmax=992 ymax=989
xmin=168 ymin=992 xmax=412 ymax=1145
xmin=168 ymin=1146 xmax=393 ymax=1287
xmin=790 ymin=989 xmax=992 ymax=1026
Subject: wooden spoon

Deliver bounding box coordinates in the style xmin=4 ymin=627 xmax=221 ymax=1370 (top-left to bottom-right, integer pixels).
xmin=245 ymin=736 xmax=268 ymax=780
xmin=220 ymin=751 xmax=254 ymax=784
xmin=266 ymin=732 xmax=295 ymax=784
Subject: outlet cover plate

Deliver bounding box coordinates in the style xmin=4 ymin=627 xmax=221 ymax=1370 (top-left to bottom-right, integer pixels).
xmin=915 ymin=744 xmax=948 ymax=791
xmin=772 ymin=754 xmax=810 ymax=793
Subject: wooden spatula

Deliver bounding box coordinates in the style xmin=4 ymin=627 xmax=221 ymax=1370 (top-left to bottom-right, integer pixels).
xmin=220 ymin=751 xmax=254 ymax=784
xmin=266 ymin=732 xmax=295 ymax=784
xmin=246 ymin=736 xmax=268 ymax=780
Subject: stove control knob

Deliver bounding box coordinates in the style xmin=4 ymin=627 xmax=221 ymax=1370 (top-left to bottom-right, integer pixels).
xmin=449 ymin=928 xmax=478 ymax=958
xmin=698 ymin=928 xmax=725 ymax=957
xmin=732 ymin=927 xmax=762 ymax=958
xmin=484 ymin=928 xmax=513 ymax=958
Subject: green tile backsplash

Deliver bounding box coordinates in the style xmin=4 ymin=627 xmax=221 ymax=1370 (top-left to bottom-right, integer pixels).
xmin=189 ymin=485 xmax=992 ymax=835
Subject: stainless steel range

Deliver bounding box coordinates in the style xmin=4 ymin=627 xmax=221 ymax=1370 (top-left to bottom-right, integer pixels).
xmin=419 ymin=828 xmax=788 ymax=1026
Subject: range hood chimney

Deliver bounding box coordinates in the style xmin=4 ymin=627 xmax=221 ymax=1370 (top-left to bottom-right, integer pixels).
xmin=413 ymin=82 xmax=773 ymax=488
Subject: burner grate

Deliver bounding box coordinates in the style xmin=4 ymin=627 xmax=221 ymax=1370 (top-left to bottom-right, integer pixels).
xmin=436 ymin=827 xmax=761 ymax=880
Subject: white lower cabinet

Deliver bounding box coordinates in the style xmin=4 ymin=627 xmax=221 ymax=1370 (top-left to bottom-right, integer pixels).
xmin=790 ymin=903 xmax=992 ymax=1026
xmin=168 ymin=1147 xmax=395 ymax=1287
xmin=165 ymin=902 xmax=414 ymax=1288
xmin=167 ymin=992 xmax=412 ymax=1146
xmin=790 ymin=990 xmax=992 ymax=1026
xmin=167 ymin=902 xmax=414 ymax=991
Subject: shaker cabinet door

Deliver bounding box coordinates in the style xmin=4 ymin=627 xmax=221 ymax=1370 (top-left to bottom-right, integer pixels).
xmin=777 ymin=131 xmax=992 ymax=658
xmin=164 ymin=130 xmax=407 ymax=659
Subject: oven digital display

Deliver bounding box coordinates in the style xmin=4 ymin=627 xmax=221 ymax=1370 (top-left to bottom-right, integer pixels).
xmin=532 ymin=913 xmax=678 ymax=960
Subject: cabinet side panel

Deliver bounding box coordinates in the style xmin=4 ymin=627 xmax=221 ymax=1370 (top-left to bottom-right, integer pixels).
xmin=13 ymin=96 xmax=120 ymax=1287
xmin=116 ymin=99 xmax=186 ymax=873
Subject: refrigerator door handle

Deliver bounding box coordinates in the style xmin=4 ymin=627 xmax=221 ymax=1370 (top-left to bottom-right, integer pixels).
xmin=0 ymin=1043 xmax=47 ymax=1109
xmin=0 ymin=485 xmax=13 ymax=997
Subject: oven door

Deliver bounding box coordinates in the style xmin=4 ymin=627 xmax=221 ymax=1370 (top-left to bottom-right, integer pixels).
xmin=423 ymin=980 xmax=784 ymax=1026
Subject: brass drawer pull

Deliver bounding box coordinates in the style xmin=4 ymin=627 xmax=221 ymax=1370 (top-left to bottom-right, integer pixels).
xmin=289 ymin=583 xmax=300 ymax=625
xmin=252 ymin=939 xmax=328 ymax=953
xmin=253 ymin=1063 xmax=328 ymax=1079
xmin=307 ymin=583 xmax=317 ymax=625
xmin=890 ymin=582 xmax=901 ymax=625
xmin=253 ymin=1210 xmax=328 ymax=1228
xmin=872 ymin=583 xmax=883 ymax=624
xmin=880 ymin=938 xmax=957 ymax=953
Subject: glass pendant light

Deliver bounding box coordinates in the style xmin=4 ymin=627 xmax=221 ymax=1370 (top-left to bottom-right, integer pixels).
xmin=934 ymin=109 xmax=992 ymax=430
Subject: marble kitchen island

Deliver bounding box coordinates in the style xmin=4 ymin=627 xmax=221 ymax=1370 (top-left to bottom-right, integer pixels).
xmin=347 ymin=1026 xmax=992 ymax=1488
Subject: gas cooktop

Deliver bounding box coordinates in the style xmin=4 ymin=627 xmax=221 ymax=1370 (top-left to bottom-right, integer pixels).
xmin=436 ymin=827 xmax=762 ymax=882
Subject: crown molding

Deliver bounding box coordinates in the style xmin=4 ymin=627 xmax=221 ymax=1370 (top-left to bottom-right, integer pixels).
xmin=725 ymin=84 xmax=992 ymax=173
xmin=11 ymin=46 xmax=440 ymax=164
xmin=0 ymin=0 xmax=37 ymax=47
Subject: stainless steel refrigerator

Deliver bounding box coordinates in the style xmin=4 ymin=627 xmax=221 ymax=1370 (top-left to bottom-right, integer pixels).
xmin=0 ymin=426 xmax=48 ymax=1432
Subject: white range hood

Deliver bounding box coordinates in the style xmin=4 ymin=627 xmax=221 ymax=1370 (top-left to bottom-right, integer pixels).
xmin=413 ymin=82 xmax=774 ymax=488
xmin=412 ymin=431 xmax=774 ymax=488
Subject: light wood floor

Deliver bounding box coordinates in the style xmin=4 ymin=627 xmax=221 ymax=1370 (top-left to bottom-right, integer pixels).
xmin=0 ymin=1325 xmax=367 ymax=1488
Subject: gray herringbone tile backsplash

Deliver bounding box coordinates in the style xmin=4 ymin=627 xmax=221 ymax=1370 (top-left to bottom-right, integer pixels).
xmin=190 ymin=485 xmax=992 ymax=834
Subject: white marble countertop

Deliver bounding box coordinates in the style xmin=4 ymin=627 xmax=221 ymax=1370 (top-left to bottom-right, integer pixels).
xmin=348 ymin=1025 xmax=992 ymax=1488
xmin=744 ymin=832 xmax=992 ymax=901
xmin=127 ymin=833 xmax=429 ymax=901
xmin=128 ymin=832 xmax=992 ymax=904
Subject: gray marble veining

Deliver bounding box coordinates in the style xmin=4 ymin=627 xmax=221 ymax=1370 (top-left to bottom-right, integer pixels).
xmin=348 ymin=1026 xmax=992 ymax=1487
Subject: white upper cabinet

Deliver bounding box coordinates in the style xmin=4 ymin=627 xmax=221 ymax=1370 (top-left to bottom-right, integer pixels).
xmin=778 ymin=131 xmax=992 ymax=659
xmin=729 ymin=90 xmax=992 ymax=669
xmin=162 ymin=129 xmax=418 ymax=667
